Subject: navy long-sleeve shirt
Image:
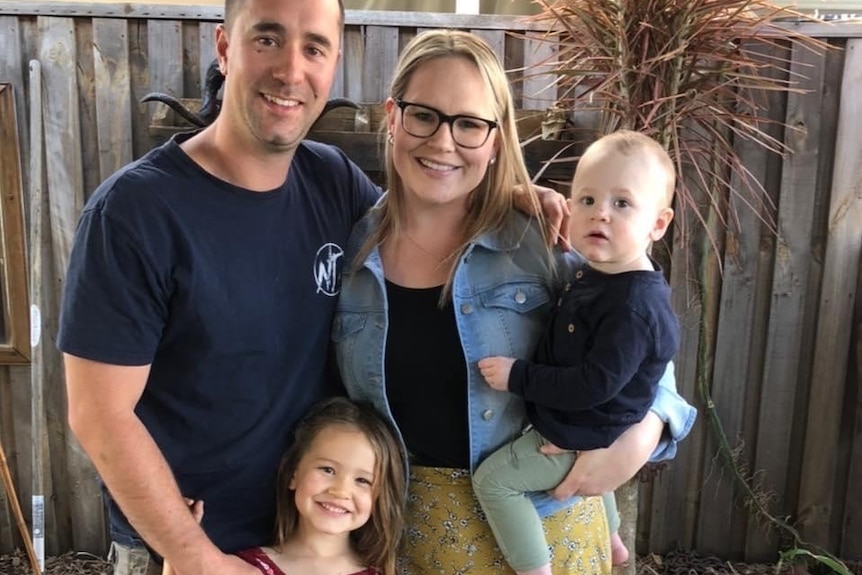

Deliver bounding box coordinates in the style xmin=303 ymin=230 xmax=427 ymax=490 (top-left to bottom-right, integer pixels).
xmin=508 ymin=261 xmax=679 ymax=450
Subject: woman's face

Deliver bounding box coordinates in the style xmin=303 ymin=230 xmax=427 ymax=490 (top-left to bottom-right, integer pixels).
xmin=386 ymin=56 xmax=499 ymax=211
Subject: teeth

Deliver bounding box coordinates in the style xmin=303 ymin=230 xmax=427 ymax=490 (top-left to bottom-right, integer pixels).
xmin=319 ymin=502 xmax=348 ymax=514
xmin=263 ymin=94 xmax=299 ymax=107
xmin=418 ymin=158 xmax=456 ymax=171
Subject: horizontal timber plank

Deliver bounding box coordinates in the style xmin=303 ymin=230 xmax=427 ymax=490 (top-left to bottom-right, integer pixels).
xmin=0 ymin=3 xmax=550 ymax=29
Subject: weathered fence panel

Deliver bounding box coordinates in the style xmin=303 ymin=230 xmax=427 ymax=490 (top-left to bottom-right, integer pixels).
xmin=797 ymin=37 xmax=862 ymax=550
xmin=0 ymin=3 xmax=859 ymax=566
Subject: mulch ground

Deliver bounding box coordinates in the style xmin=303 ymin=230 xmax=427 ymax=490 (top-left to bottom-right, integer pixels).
xmin=0 ymin=548 xmax=859 ymax=575
xmin=0 ymin=550 xmax=110 ymax=574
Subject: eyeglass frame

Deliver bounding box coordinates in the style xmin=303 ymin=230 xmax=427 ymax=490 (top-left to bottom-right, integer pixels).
xmin=393 ymin=99 xmax=498 ymax=149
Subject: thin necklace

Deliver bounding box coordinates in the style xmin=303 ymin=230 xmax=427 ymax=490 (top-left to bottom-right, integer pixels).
xmin=403 ymin=231 xmax=457 ymax=266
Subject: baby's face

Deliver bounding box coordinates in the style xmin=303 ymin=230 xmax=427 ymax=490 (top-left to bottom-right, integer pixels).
xmin=566 ymin=147 xmax=673 ymax=274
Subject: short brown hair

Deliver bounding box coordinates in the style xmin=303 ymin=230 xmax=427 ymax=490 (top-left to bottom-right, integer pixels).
xmin=224 ymin=0 xmax=345 ymax=30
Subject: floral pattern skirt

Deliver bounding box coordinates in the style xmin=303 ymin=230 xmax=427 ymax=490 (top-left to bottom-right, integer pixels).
xmin=398 ymin=466 xmax=611 ymax=575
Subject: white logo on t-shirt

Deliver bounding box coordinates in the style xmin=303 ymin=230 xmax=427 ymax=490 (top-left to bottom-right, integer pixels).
xmin=314 ymin=243 xmax=344 ymax=296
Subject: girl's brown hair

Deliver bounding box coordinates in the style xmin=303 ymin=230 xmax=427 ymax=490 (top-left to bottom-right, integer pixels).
xmin=273 ymin=397 xmax=406 ymax=575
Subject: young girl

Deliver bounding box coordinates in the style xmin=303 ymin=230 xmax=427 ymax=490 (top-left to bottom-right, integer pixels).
xmin=164 ymin=397 xmax=407 ymax=575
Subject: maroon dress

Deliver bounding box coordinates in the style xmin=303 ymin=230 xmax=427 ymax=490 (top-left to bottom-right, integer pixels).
xmin=235 ymin=547 xmax=379 ymax=575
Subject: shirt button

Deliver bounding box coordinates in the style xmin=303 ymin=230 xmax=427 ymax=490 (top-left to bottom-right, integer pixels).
xmin=514 ymin=290 xmax=526 ymax=304
xmin=568 ymin=324 xmax=575 ymax=333
xmin=482 ymin=409 xmax=494 ymax=421
xmin=461 ymin=304 xmax=474 ymax=315
xmin=575 ymin=270 xmax=584 ymax=279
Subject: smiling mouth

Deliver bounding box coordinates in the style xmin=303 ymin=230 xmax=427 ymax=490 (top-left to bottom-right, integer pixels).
xmin=263 ymin=93 xmax=300 ymax=108
xmin=318 ymin=501 xmax=350 ymax=514
xmin=418 ymin=158 xmax=457 ymax=172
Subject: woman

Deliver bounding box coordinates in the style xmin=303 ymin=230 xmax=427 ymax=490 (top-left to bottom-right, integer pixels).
xmin=333 ymin=30 xmax=696 ymax=574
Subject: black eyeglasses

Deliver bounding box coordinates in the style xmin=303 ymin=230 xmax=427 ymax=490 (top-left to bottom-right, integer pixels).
xmin=394 ymin=99 xmax=498 ymax=149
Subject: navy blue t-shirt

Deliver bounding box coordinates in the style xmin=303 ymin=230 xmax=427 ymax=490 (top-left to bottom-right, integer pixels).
xmin=57 ymin=132 xmax=379 ymax=552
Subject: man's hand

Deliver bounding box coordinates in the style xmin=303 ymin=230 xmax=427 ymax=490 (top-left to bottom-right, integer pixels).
xmin=542 ymin=411 xmax=663 ymax=500
xmin=513 ymin=184 xmax=571 ymax=251
xmin=166 ymin=553 xmax=259 ymax=575
xmin=478 ymin=356 xmax=516 ymax=391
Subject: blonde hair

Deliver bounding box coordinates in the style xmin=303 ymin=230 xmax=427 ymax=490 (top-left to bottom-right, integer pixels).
xmin=273 ymin=397 xmax=406 ymax=575
xmin=581 ymin=130 xmax=676 ymax=206
xmin=356 ymin=29 xmax=541 ymax=298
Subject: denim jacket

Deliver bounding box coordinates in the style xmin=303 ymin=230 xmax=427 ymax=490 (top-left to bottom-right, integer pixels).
xmin=333 ymin=208 xmax=697 ymax=517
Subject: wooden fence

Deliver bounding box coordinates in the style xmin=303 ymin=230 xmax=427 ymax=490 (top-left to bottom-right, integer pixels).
xmin=0 ymin=2 xmax=860 ymax=565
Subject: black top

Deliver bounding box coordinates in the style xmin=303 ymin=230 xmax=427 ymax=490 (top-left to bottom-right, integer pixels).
xmin=384 ymin=281 xmax=470 ymax=468
xmin=509 ymin=261 xmax=679 ymax=450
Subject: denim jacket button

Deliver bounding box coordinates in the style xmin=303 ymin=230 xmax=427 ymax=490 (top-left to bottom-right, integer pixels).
xmin=461 ymin=303 xmax=474 ymax=315
xmin=481 ymin=409 xmax=494 ymax=421
xmin=514 ymin=290 xmax=526 ymax=304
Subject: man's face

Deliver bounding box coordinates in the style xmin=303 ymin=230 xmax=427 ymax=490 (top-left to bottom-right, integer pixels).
xmin=216 ymin=0 xmax=342 ymax=154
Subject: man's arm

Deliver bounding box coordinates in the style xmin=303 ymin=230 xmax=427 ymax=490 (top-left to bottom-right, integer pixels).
xmin=64 ymin=355 xmax=256 ymax=575
xmin=513 ymin=184 xmax=571 ymax=250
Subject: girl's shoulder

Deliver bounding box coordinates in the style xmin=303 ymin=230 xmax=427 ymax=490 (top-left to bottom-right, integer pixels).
xmin=235 ymin=547 xmax=284 ymax=575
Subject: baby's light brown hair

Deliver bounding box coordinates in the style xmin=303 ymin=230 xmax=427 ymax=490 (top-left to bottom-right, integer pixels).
xmin=581 ymin=130 xmax=676 ymax=207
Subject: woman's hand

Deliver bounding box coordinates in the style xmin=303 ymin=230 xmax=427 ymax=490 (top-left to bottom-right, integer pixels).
xmin=543 ymin=411 xmax=663 ymax=500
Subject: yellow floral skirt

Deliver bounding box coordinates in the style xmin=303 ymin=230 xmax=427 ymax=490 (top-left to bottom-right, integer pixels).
xmin=398 ymin=467 xmax=611 ymax=575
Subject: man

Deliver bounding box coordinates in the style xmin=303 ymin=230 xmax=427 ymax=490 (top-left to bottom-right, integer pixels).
xmin=59 ymin=1 xmax=376 ymax=574
xmin=60 ymin=1 xmax=567 ymax=574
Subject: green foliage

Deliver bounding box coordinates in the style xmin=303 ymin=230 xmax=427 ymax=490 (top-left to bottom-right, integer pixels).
xmin=778 ymin=548 xmax=853 ymax=575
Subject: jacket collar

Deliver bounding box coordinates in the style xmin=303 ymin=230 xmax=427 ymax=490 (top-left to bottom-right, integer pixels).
xmin=350 ymin=197 xmax=536 ymax=257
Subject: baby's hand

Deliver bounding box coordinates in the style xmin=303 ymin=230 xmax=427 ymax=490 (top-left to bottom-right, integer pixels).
xmin=478 ymin=357 xmax=515 ymax=391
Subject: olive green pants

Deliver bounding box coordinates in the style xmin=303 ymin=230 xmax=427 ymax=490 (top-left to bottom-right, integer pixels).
xmin=473 ymin=428 xmax=619 ymax=571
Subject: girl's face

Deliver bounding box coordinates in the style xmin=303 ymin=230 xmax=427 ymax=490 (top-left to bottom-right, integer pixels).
xmin=386 ymin=56 xmax=499 ymax=212
xmin=289 ymin=424 xmax=377 ymax=537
